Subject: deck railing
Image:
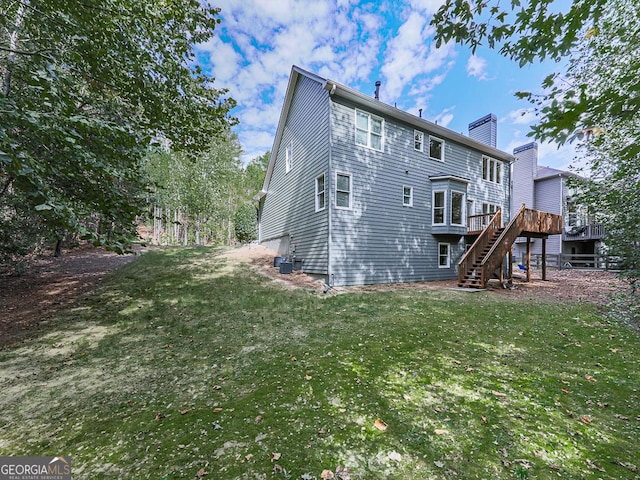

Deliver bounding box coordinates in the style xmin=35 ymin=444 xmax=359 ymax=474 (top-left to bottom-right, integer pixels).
xmin=458 ymin=209 xmax=502 ymax=285
xmin=562 ymin=223 xmax=605 ymax=241
xmin=467 ymin=213 xmax=495 ymax=234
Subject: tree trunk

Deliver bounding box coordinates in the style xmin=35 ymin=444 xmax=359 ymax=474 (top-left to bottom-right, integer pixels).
xmin=2 ymin=2 xmax=25 ymax=97
xmin=195 ymin=216 xmax=200 ymax=246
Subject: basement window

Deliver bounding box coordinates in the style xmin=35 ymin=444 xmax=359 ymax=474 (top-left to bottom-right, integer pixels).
xmin=438 ymin=243 xmax=451 ymax=268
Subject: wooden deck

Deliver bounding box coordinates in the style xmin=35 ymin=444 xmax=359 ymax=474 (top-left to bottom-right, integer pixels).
xmin=458 ymin=205 xmax=563 ymax=288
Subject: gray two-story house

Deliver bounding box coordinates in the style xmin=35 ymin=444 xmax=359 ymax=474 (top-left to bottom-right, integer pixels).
xmin=256 ymin=66 xmax=518 ymax=287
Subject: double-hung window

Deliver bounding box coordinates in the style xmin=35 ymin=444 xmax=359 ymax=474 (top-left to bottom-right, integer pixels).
xmin=335 ymin=172 xmax=352 ymax=209
xmin=429 ymin=136 xmax=444 ymax=161
xmin=451 ymin=191 xmax=465 ymax=226
xmin=482 ymin=202 xmax=500 ymax=214
xmin=315 ymin=173 xmax=326 ymax=212
xmin=403 ymin=186 xmax=413 ymax=207
xmin=438 ymin=243 xmax=451 ymax=268
xmin=433 ymin=190 xmax=446 ymax=225
xmin=482 ymin=156 xmax=501 ymax=183
xmin=355 ymin=110 xmax=383 ymax=151
xmin=414 ymin=130 xmax=424 ymax=152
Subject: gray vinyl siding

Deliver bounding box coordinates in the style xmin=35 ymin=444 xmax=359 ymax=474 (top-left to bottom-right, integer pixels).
xmin=531 ymin=176 xmax=562 ymax=255
xmin=259 ymin=75 xmax=329 ymax=274
xmin=328 ymin=98 xmax=510 ymax=286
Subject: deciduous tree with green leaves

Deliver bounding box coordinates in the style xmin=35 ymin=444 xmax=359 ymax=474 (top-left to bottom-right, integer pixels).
xmin=0 ymin=0 xmax=235 ymax=260
xmin=432 ymin=0 xmax=639 ymax=286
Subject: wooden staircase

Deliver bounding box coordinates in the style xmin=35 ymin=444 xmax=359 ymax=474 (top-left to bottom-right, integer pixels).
xmin=458 ymin=204 xmax=563 ymax=288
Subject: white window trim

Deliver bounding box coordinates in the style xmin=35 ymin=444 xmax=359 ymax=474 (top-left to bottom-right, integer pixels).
xmin=438 ymin=242 xmax=451 ymax=269
xmin=335 ymin=171 xmax=352 ymax=210
xmin=285 ymin=141 xmax=292 ymax=173
xmin=482 ymin=155 xmax=501 ymax=184
xmin=429 ymin=135 xmax=445 ymax=162
xmin=403 ymin=185 xmax=413 ymax=207
xmin=450 ymin=191 xmax=466 ymax=226
xmin=414 ymin=130 xmax=424 ymax=152
xmin=315 ymin=173 xmax=326 ymax=212
xmin=432 ymin=190 xmax=447 ymax=225
xmin=355 ymin=109 xmax=384 ymax=152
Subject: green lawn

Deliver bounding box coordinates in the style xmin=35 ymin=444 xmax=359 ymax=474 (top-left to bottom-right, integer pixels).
xmin=1 ymin=248 xmax=638 ymax=479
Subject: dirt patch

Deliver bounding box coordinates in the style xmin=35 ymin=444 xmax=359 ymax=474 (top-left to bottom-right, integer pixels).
xmin=233 ymin=245 xmax=625 ymax=304
xmin=0 ymin=244 xmax=626 ymax=348
xmin=0 ymin=245 xmax=137 ymax=348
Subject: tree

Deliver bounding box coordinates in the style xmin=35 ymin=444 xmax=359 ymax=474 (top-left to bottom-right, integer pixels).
xmin=432 ymin=0 xmax=639 ymax=285
xmin=0 ymin=1 xmax=236 ymax=257
xmin=143 ymin=131 xmax=244 ymax=246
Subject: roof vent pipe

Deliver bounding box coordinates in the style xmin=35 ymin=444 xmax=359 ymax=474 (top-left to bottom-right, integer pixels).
xmin=419 ymin=108 xmax=422 ymax=118
xmin=374 ymin=81 xmax=381 ymax=100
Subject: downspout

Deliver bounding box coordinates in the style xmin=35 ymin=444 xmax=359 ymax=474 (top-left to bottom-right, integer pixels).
xmin=327 ymin=89 xmax=334 ymax=286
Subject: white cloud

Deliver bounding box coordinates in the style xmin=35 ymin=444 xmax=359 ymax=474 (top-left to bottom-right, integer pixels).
xmin=466 ymin=54 xmax=488 ymax=80
xmin=408 ymin=0 xmax=446 ymax=15
xmin=380 ymin=10 xmax=456 ymax=102
xmin=505 ymin=108 xmax=537 ymax=126
xmin=434 ymin=107 xmax=455 ymax=128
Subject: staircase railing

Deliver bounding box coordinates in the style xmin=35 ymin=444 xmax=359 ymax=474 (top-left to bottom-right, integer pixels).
xmin=478 ymin=204 xmax=527 ymax=287
xmin=457 ymin=209 xmax=502 ymax=286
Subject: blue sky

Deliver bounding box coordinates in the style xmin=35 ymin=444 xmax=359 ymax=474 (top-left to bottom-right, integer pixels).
xmin=194 ymin=0 xmax=576 ymax=168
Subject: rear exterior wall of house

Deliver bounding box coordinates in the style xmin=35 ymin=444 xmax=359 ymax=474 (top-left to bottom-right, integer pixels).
xmin=327 ymin=97 xmax=511 ymax=286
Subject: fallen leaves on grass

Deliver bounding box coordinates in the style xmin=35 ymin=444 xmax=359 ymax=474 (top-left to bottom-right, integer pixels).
xmin=180 ymin=408 xmax=189 ymax=415
xmin=320 ymin=469 xmax=334 ymax=479
xmin=580 ymin=416 xmax=592 ymax=425
xmin=304 ymin=375 xmax=313 ymax=380
xmin=492 ymin=390 xmax=508 ymax=398
xmin=212 ymin=407 xmax=223 ymax=413
xmin=584 ymin=374 xmax=597 ymax=382
xmin=270 ymin=452 xmax=282 ymax=462
xmin=196 ymin=467 xmax=208 ymax=478
xmin=388 ymin=451 xmax=402 ymax=462
xmin=373 ymin=419 xmax=387 ymax=431
xmin=614 ymin=461 xmax=638 ymax=472
xmin=154 ymin=412 xmax=166 ymax=420
xmin=434 ymin=429 xmax=449 ymax=435
xmin=586 ymin=459 xmax=605 ymax=472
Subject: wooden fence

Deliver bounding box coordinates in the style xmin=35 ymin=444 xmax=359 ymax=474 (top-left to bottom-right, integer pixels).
xmin=522 ymin=253 xmax=623 ymax=271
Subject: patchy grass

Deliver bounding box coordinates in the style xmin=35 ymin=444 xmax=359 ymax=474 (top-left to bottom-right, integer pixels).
xmin=0 ymin=247 xmax=638 ymax=479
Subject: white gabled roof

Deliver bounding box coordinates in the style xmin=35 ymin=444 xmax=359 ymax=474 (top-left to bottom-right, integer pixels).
xmin=256 ymin=65 xmax=515 ymax=200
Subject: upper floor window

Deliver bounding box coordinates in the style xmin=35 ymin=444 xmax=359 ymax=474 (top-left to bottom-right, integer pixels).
xmin=355 ymin=110 xmax=383 ymax=151
xmin=315 ymin=173 xmax=326 ymax=212
xmin=451 ymin=191 xmax=465 ymax=226
xmin=482 ymin=156 xmax=501 ymax=183
xmin=336 ymin=172 xmax=352 ymax=209
xmin=403 ymin=186 xmax=413 ymax=207
xmin=429 ymin=136 xmax=444 ymax=162
xmin=414 ymin=130 xmax=424 ymax=152
xmin=285 ymin=141 xmax=292 ymax=173
xmin=433 ymin=190 xmax=446 ymax=225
